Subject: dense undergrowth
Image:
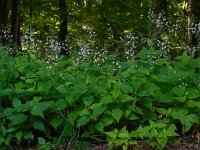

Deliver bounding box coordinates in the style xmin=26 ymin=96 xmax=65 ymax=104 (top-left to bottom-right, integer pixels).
xmin=0 ymin=45 xmax=199 ymax=150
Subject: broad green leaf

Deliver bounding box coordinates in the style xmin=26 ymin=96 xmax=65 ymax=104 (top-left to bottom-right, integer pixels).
xmin=0 ymin=89 xmax=13 ymax=96
xmin=147 ymin=38 xmax=153 ymax=47
xmin=121 ymin=84 xmax=133 ymax=93
xmin=118 ymin=127 xmax=129 ymax=139
xmin=112 ymin=108 xmax=123 ymax=123
xmin=83 ymin=95 xmax=94 ymax=106
xmin=187 ymin=88 xmax=200 ymax=99
xmin=166 ymin=124 xmax=178 ymax=136
xmin=30 ymin=101 xmax=54 ymax=118
xmin=7 ymin=127 xmax=17 ymax=132
xmin=176 ymin=54 xmax=192 ymax=63
xmin=0 ymin=136 xmax=4 ymax=145
xmin=172 ymin=86 xmax=186 ymax=97
xmin=95 ymin=122 xmax=104 ymax=132
xmin=50 ymin=117 xmax=63 ymax=129
xmin=9 ymin=114 xmax=27 ymax=126
xmin=105 ymin=129 xmax=118 ymax=141
xmin=15 ymin=102 xmax=30 ymax=113
xmin=12 ymin=97 xmax=21 ymax=107
xmin=79 ymin=108 xmax=90 ymax=116
xmin=118 ymin=94 xmax=135 ymax=103
xmin=0 ymin=124 xmax=6 ymax=136
xmin=100 ymin=95 xmax=114 ymax=104
xmin=16 ymin=131 xmax=23 ymax=143
xmin=2 ymin=109 xmax=12 ymax=119
xmin=54 ymin=99 xmax=68 ymax=110
xmin=56 ymin=84 xmax=66 ymax=94
xmin=24 ymin=131 xmax=34 ymax=140
xmin=91 ymin=107 xmax=105 ymax=120
xmin=77 ymin=115 xmax=90 ymax=127
xmin=141 ymin=97 xmax=152 ymax=109
xmin=33 ymin=121 xmax=45 ymax=131
xmin=89 ymin=103 xmax=102 ymax=110
xmin=41 ymin=80 xmax=52 ymax=93
xmin=101 ymin=115 xmax=114 ymax=126
xmin=38 ymin=137 xmax=46 ymax=145
xmin=174 ymin=96 xmax=186 ymax=103
xmin=67 ymin=111 xmax=78 ymax=126
xmin=156 ymin=108 xmax=168 ymax=115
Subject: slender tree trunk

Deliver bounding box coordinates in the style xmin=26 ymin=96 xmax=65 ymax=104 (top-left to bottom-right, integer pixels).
xmin=59 ymin=0 xmax=68 ymax=55
xmin=154 ymin=0 xmax=167 ymax=14
xmin=0 ymin=0 xmax=9 ymax=44
xmin=2 ymin=0 xmax=8 ymax=27
xmin=188 ymin=0 xmax=200 ymax=72
xmin=11 ymin=0 xmax=21 ymax=48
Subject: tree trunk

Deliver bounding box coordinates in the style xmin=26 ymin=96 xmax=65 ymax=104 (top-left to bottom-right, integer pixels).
xmin=0 ymin=0 xmax=9 ymax=44
xmin=11 ymin=0 xmax=21 ymax=48
xmin=59 ymin=0 xmax=68 ymax=55
xmin=188 ymin=0 xmax=200 ymax=72
xmin=154 ymin=0 xmax=167 ymax=14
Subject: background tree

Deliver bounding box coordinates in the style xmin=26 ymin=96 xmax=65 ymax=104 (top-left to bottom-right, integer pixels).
xmin=59 ymin=0 xmax=68 ymax=55
xmin=0 ymin=0 xmax=9 ymax=44
xmin=11 ymin=0 xmax=21 ymax=48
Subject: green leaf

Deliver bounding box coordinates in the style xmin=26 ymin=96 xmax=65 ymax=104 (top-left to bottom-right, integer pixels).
xmin=77 ymin=115 xmax=90 ymax=127
xmin=175 ymin=96 xmax=186 ymax=103
xmin=0 ymin=89 xmax=13 ymax=96
xmin=101 ymin=115 xmax=114 ymax=126
xmin=7 ymin=127 xmax=17 ymax=132
xmin=147 ymin=38 xmax=153 ymax=47
xmin=24 ymin=131 xmax=34 ymax=140
xmin=30 ymin=101 xmax=54 ymax=118
xmin=83 ymin=95 xmax=94 ymax=106
xmin=100 ymin=95 xmax=114 ymax=104
xmin=95 ymin=122 xmax=104 ymax=132
xmin=166 ymin=124 xmax=178 ymax=137
xmin=54 ymin=99 xmax=68 ymax=110
xmin=38 ymin=137 xmax=46 ymax=145
xmin=41 ymin=80 xmax=52 ymax=93
xmin=118 ymin=127 xmax=129 ymax=139
xmin=91 ymin=107 xmax=105 ymax=120
xmin=0 ymin=124 xmax=6 ymax=136
xmin=33 ymin=121 xmax=45 ymax=131
xmin=0 ymin=136 xmax=4 ymax=145
xmin=50 ymin=117 xmax=63 ymax=129
xmin=105 ymin=129 xmax=118 ymax=141
xmin=112 ymin=108 xmax=123 ymax=123
xmin=9 ymin=113 xmax=27 ymax=126
xmin=156 ymin=108 xmax=168 ymax=115
xmin=121 ymin=84 xmax=133 ymax=94
xmin=67 ymin=111 xmax=78 ymax=126
xmin=187 ymin=88 xmax=200 ymax=99
xmin=16 ymin=131 xmax=23 ymax=143
xmin=118 ymin=94 xmax=135 ymax=103
xmin=56 ymin=84 xmax=66 ymax=94
xmin=173 ymin=86 xmax=186 ymax=97
xmin=12 ymin=97 xmax=21 ymax=107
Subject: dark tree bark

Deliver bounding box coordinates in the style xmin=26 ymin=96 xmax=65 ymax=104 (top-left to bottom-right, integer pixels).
xmin=11 ymin=0 xmax=21 ymax=48
xmin=59 ymin=0 xmax=68 ymax=55
xmin=0 ymin=0 xmax=9 ymax=44
xmin=188 ymin=0 xmax=199 ymax=48
xmin=154 ymin=0 xmax=167 ymax=14
xmin=188 ymin=0 xmax=200 ymax=72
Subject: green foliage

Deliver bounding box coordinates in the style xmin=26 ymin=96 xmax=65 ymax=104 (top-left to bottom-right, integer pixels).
xmin=0 ymin=47 xmax=199 ymax=149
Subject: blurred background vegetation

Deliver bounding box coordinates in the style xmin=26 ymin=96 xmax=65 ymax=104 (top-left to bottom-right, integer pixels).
xmin=0 ymin=0 xmax=200 ymax=60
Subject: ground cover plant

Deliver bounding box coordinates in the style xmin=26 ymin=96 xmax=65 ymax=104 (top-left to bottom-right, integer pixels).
xmin=0 ymin=43 xmax=199 ymax=150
